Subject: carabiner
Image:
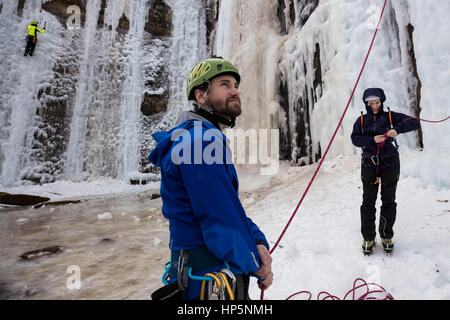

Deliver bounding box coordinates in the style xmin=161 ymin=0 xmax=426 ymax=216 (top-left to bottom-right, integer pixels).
xmin=202 ymin=273 xmax=222 ymax=300
xmin=371 ymin=154 xmax=379 ymax=166
xmin=220 ymin=268 xmax=236 ymax=297
xmin=217 ymin=272 xmax=235 ymax=300
xmin=177 ymin=250 xmax=189 ymax=291
xmin=162 ymin=261 xmax=171 ymax=285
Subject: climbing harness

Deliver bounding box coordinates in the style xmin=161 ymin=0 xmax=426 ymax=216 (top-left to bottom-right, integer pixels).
xmin=158 ymin=252 xmax=237 ymax=300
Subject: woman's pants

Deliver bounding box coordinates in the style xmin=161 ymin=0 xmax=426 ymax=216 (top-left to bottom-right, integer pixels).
xmin=360 ymin=155 xmax=400 ymax=241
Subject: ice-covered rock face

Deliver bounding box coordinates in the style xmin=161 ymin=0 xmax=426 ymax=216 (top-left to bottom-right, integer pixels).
xmin=0 ymin=0 xmax=449 ymax=188
xmin=0 ymin=0 xmax=204 ymax=186
xmin=211 ymin=0 xmax=449 ymax=187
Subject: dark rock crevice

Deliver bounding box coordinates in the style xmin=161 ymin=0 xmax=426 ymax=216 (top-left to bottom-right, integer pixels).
xmin=144 ymin=0 xmax=172 ymax=36
xmin=277 ymin=41 xmax=323 ymax=165
xmin=406 ymin=23 xmax=423 ymax=149
xmin=17 ymin=0 xmax=26 ymax=16
xmin=97 ymin=0 xmax=107 ymax=28
xmin=42 ymin=0 xmax=87 ymax=27
xmin=297 ymin=0 xmax=319 ymax=28
xmin=116 ymin=13 xmax=129 ymax=33
xmin=313 ymin=43 xmax=322 ymax=104
xmin=278 ymin=75 xmax=291 ymax=160
xmin=205 ymin=0 xmax=220 ymax=53
xmin=276 ymin=0 xmax=319 ymax=35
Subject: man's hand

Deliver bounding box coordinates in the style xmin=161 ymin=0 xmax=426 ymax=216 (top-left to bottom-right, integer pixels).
xmin=254 ymin=244 xmax=273 ymax=290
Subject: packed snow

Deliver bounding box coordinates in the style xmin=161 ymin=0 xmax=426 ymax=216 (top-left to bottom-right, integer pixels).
xmin=242 ymin=153 xmax=450 ymax=300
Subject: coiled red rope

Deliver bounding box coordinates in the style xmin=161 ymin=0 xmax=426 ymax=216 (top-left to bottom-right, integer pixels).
xmin=260 ymin=0 xmax=389 ymax=300
xmin=286 ymin=278 xmax=394 ymax=300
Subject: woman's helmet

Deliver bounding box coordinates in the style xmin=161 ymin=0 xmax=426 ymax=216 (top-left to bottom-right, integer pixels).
xmin=186 ymin=56 xmax=240 ymax=101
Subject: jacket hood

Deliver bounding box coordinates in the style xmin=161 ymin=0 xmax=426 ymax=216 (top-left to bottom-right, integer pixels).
xmin=176 ymin=110 xmax=212 ymax=125
xmin=148 ymin=111 xmax=215 ymax=166
xmin=147 ymin=130 xmax=173 ymax=167
xmin=363 ymin=88 xmax=386 ymax=113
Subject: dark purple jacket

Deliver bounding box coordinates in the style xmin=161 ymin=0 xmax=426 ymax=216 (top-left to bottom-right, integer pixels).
xmin=351 ymin=88 xmax=421 ymax=158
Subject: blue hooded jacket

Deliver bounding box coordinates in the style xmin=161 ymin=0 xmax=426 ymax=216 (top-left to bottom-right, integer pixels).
xmin=148 ymin=111 xmax=269 ymax=280
xmin=351 ymin=88 xmax=421 ymax=158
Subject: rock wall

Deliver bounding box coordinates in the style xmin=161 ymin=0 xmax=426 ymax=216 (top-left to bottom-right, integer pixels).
xmin=6 ymin=0 xmax=174 ymax=184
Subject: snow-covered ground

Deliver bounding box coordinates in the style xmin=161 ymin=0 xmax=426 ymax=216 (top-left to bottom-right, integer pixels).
xmin=242 ymin=153 xmax=450 ymax=300
xmin=1 ymin=152 xmax=448 ymax=299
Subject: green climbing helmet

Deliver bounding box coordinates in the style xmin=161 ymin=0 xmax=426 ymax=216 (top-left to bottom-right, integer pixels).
xmin=186 ymin=56 xmax=240 ymax=100
xmin=31 ymin=20 xmax=37 ymax=25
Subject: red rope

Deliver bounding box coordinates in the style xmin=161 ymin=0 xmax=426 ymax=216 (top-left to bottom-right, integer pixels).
xmin=286 ymin=278 xmax=394 ymax=300
xmin=260 ymin=0 xmax=389 ymax=300
xmin=405 ymin=115 xmax=450 ymax=123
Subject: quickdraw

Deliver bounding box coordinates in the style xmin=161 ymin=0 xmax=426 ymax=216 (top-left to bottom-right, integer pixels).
xmin=199 ymin=271 xmax=236 ymax=300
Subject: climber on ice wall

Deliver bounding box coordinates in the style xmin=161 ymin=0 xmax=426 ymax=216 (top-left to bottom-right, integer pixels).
xmin=24 ymin=20 xmax=46 ymax=57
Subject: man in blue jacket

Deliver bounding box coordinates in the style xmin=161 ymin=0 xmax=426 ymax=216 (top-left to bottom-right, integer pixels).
xmin=351 ymin=88 xmax=420 ymax=255
xmin=149 ymin=57 xmax=273 ymax=299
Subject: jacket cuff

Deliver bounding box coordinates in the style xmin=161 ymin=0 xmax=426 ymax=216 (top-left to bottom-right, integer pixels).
xmin=393 ymin=126 xmax=402 ymax=134
xmin=255 ymin=239 xmax=270 ymax=251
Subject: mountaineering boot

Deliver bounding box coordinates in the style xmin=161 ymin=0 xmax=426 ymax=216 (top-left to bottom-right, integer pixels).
xmin=362 ymin=240 xmax=375 ymax=255
xmin=381 ymin=238 xmax=394 ymax=254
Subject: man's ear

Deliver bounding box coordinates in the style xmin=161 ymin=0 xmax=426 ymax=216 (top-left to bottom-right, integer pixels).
xmin=195 ymin=89 xmax=206 ymax=105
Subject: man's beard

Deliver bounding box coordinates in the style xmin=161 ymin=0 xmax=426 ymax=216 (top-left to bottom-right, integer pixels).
xmin=206 ymin=96 xmax=242 ymax=119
